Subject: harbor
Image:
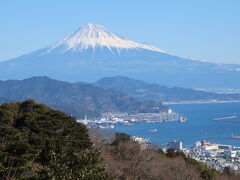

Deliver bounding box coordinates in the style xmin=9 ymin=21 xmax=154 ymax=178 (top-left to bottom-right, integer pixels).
xmin=77 ymin=109 xmax=187 ymax=128
xmin=113 ymin=102 xmax=240 ymax=148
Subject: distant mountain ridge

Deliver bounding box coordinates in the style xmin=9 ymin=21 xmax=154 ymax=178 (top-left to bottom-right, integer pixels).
xmin=0 ymin=77 xmax=168 ymax=118
xmin=1 ymin=76 xmax=239 ymax=118
xmin=0 ymin=23 xmax=240 ymax=88
xmin=95 ymin=76 xmax=240 ymax=102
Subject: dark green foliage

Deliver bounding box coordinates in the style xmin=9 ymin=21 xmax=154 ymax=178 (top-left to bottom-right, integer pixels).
xmin=186 ymin=158 xmax=216 ymax=180
xmin=0 ymin=100 xmax=109 ymax=180
xmin=166 ymin=149 xmax=178 ymax=158
xmin=166 ymin=149 xmax=186 ymax=159
xmin=223 ymin=166 xmax=231 ymax=175
xmin=111 ymin=133 xmax=131 ymax=146
xmin=201 ymin=169 xmax=216 ymax=180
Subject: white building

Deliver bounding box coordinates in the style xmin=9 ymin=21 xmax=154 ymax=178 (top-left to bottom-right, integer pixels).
xmin=218 ymin=145 xmax=232 ymax=150
xmin=195 ymin=141 xmax=202 ymax=148
xmin=204 ymin=144 xmax=218 ymax=151
xmin=224 ymin=150 xmax=237 ymax=158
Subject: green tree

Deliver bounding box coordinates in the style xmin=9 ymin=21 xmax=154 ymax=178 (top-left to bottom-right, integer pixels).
xmin=0 ymin=100 xmax=110 ymax=180
xmin=111 ymin=132 xmax=131 ymax=145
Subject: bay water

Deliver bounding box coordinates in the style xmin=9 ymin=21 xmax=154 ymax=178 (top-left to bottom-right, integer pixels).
xmin=114 ymin=102 xmax=240 ymax=147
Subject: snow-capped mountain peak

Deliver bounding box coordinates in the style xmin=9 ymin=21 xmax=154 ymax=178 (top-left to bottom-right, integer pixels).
xmin=48 ymin=23 xmax=166 ymax=53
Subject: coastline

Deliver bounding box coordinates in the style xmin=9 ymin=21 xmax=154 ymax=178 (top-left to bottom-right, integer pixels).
xmin=163 ymin=100 xmax=240 ymax=105
xmin=114 ymin=102 xmax=240 ymax=148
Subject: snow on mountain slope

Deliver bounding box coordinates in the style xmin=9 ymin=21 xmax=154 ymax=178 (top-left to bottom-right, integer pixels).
xmin=0 ymin=23 xmax=240 ymax=89
xmin=48 ymin=23 xmax=166 ymax=53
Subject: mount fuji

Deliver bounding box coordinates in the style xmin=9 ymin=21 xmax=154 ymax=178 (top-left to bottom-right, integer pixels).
xmin=1 ymin=23 xmax=240 ymax=88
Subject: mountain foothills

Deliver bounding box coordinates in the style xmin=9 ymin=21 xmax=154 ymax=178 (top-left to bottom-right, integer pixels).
xmin=0 ymin=23 xmax=240 ymax=89
xmin=95 ymin=76 xmax=240 ymax=102
xmin=0 ymin=77 xmax=168 ymax=118
xmin=0 ymin=100 xmax=239 ymax=180
xmin=0 ymin=76 xmax=240 ymax=119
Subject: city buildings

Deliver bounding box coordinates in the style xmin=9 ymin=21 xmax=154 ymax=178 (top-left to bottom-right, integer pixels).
xmin=183 ymin=141 xmax=240 ymax=173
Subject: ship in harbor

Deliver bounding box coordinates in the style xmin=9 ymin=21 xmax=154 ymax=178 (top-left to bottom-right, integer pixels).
xmin=149 ymin=128 xmax=157 ymax=133
xmin=99 ymin=125 xmax=115 ymax=129
xmin=179 ymin=116 xmax=187 ymax=123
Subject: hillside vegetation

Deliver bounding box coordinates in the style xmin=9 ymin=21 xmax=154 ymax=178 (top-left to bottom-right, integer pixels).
xmin=0 ymin=100 xmax=239 ymax=180
xmin=0 ymin=100 xmax=109 ymax=179
xmin=91 ymin=131 xmax=240 ymax=180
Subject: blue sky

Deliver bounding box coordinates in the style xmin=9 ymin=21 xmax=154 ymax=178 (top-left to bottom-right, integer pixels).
xmin=1 ymin=0 xmax=240 ymax=64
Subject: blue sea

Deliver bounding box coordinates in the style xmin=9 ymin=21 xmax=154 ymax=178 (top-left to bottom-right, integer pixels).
xmin=114 ymin=102 xmax=240 ymax=147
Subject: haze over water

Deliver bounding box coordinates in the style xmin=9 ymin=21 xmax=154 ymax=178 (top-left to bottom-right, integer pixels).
xmin=114 ymin=102 xmax=240 ymax=147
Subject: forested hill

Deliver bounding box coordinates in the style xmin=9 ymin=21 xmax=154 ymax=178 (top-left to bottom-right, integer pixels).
xmin=0 ymin=100 xmax=109 ymax=179
xmin=0 ymin=77 xmax=168 ymax=118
